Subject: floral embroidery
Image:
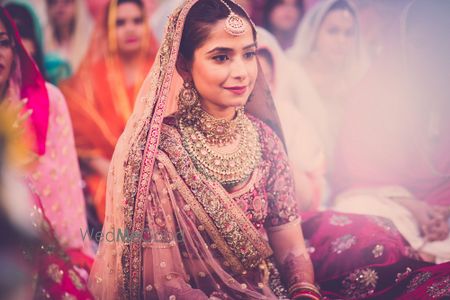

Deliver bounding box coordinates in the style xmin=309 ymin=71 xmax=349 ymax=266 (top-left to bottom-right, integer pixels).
xmin=407 ymin=272 xmax=432 ymax=292
xmin=329 ymin=214 xmax=352 ymax=226
xmin=46 ymin=264 xmax=63 ymax=284
xmin=426 ymin=275 xmax=450 ymax=298
xmin=342 ymin=268 xmax=378 ymax=298
xmin=159 ymin=126 xmax=273 ymax=272
xmin=372 ymin=244 xmax=384 ymax=258
xmin=370 ymin=216 xmax=398 ymax=234
xmin=396 ymin=267 xmax=412 ymax=283
xmin=331 ymin=234 xmax=357 ymax=254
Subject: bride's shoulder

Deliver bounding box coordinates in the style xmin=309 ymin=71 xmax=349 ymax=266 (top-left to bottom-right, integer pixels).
xmin=247 ymin=114 xmax=285 ymax=153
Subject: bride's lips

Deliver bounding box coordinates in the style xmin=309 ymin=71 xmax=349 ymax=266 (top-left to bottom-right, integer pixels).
xmin=224 ymin=86 xmax=247 ymax=96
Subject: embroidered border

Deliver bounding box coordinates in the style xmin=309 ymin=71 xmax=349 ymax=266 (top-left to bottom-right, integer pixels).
xmin=158 ymin=125 xmax=273 ymax=273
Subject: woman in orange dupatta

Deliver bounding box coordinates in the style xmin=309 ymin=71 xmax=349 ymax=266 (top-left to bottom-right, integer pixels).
xmin=60 ymin=0 xmax=158 ymax=224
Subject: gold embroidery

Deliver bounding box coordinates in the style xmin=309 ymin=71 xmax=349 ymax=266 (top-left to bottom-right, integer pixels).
xmin=158 ymin=124 xmax=273 ymax=273
xmin=68 ymin=269 xmax=85 ymax=291
xmin=47 ymin=264 xmax=63 ymax=284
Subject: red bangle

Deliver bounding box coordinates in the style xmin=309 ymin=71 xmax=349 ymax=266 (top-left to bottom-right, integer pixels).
xmin=291 ymin=289 xmax=322 ymax=300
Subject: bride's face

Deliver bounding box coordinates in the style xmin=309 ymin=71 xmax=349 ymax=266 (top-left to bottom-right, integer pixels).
xmin=189 ymin=19 xmax=258 ymax=115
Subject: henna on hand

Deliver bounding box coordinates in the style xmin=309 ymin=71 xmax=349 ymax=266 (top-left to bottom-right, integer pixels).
xmin=282 ymin=252 xmax=314 ymax=287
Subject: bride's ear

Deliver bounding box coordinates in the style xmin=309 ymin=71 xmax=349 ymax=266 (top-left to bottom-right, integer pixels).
xmin=176 ymin=55 xmax=192 ymax=81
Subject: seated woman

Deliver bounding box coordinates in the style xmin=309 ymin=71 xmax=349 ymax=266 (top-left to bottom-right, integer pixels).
xmin=60 ymin=0 xmax=158 ymax=225
xmin=262 ymin=0 xmax=304 ymax=50
xmin=257 ymin=26 xmax=325 ymax=210
xmin=0 ymin=6 xmax=93 ymax=299
xmin=88 ymin=1 xmax=320 ymax=299
xmin=332 ymin=0 xmax=450 ymax=265
xmin=287 ymin=0 xmax=367 ymax=168
xmin=256 ymin=25 xmax=450 ymax=300
xmin=43 ymin=0 xmax=92 ymax=73
xmin=0 ymin=112 xmax=93 ymax=299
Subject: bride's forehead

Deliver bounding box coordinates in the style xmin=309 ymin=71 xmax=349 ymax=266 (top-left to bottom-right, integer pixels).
xmin=198 ymin=19 xmax=255 ymax=50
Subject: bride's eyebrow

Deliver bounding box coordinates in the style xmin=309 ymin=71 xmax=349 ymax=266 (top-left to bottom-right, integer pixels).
xmin=206 ymin=47 xmax=233 ymax=54
xmin=206 ymin=43 xmax=257 ymax=54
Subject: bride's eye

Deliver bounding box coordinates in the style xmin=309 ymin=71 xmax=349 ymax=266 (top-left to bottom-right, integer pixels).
xmin=212 ymin=54 xmax=229 ymax=62
xmin=244 ymin=51 xmax=256 ymax=60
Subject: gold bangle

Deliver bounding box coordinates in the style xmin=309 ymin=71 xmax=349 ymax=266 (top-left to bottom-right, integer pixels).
xmin=289 ymin=282 xmax=319 ymax=293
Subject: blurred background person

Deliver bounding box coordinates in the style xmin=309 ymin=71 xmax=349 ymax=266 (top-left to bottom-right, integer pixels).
xmin=287 ymin=0 xmax=366 ymax=175
xmin=263 ymin=0 xmax=305 ymax=50
xmin=4 ymin=0 xmax=72 ymax=84
xmin=86 ymin=0 xmax=160 ymax=21
xmin=60 ymin=0 xmax=158 ymax=227
xmin=255 ymin=27 xmax=449 ymax=300
xmin=0 ymin=5 xmax=92 ymax=260
xmin=332 ymin=0 xmax=450 ymax=264
xmin=257 ymin=27 xmax=325 ymax=211
xmin=0 ymin=6 xmax=93 ymax=298
xmin=44 ymin=0 xmax=93 ymax=73
xmin=0 ymin=109 xmax=93 ymax=300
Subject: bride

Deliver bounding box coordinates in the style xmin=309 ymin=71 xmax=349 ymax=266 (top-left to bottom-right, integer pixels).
xmin=88 ymin=0 xmax=320 ymax=299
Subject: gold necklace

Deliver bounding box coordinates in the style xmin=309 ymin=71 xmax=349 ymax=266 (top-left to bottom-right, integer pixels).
xmin=179 ymin=106 xmax=262 ymax=187
xmin=183 ymin=105 xmax=242 ymax=146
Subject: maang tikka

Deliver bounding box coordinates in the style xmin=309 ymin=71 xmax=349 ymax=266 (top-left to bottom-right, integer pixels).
xmin=219 ymin=0 xmax=247 ymax=36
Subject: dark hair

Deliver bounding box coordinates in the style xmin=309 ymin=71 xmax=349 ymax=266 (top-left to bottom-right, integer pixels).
xmin=117 ymin=0 xmax=144 ymax=9
xmin=0 ymin=8 xmax=16 ymax=46
xmin=263 ymin=0 xmax=304 ymax=32
xmin=105 ymin=0 xmax=145 ymax=27
xmin=4 ymin=4 xmax=47 ymax=79
xmin=180 ymin=0 xmax=256 ymax=62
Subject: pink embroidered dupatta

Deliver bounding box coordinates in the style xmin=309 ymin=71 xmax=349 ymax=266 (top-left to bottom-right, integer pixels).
xmin=88 ymin=1 xmax=289 ymax=299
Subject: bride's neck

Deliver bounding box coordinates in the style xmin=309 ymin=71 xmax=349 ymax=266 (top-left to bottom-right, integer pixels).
xmin=200 ymin=102 xmax=236 ymax=121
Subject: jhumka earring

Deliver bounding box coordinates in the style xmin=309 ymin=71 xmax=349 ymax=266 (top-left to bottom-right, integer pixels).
xmin=178 ymin=80 xmax=199 ymax=113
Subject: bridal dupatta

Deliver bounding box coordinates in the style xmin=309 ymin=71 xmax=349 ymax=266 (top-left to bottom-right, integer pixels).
xmin=88 ymin=1 xmax=293 ymax=299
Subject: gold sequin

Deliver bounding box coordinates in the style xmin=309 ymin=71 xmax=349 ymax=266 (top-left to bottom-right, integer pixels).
xmin=241 ymin=283 xmax=247 ymax=289
xmin=47 ymin=264 xmax=63 ymax=284
xmin=62 ymin=293 xmax=76 ymax=300
xmin=198 ymin=272 xmax=206 ymax=278
xmin=169 ymin=295 xmax=176 ymax=300
xmin=68 ymin=269 xmax=85 ymax=290
xmin=145 ymin=284 xmax=153 ymax=292
xmin=258 ymin=282 xmax=265 ymax=289
xmin=160 ymin=261 xmax=167 ymax=268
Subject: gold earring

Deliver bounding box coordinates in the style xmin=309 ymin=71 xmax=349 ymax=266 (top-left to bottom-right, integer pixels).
xmin=178 ymin=80 xmax=199 ymax=112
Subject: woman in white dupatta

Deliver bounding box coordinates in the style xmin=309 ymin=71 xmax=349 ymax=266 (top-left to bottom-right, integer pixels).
xmin=287 ymin=0 xmax=366 ymax=167
xmin=257 ymin=27 xmax=325 ymax=210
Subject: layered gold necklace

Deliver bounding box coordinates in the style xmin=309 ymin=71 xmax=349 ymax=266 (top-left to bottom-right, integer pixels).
xmin=179 ymin=105 xmax=262 ymax=187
